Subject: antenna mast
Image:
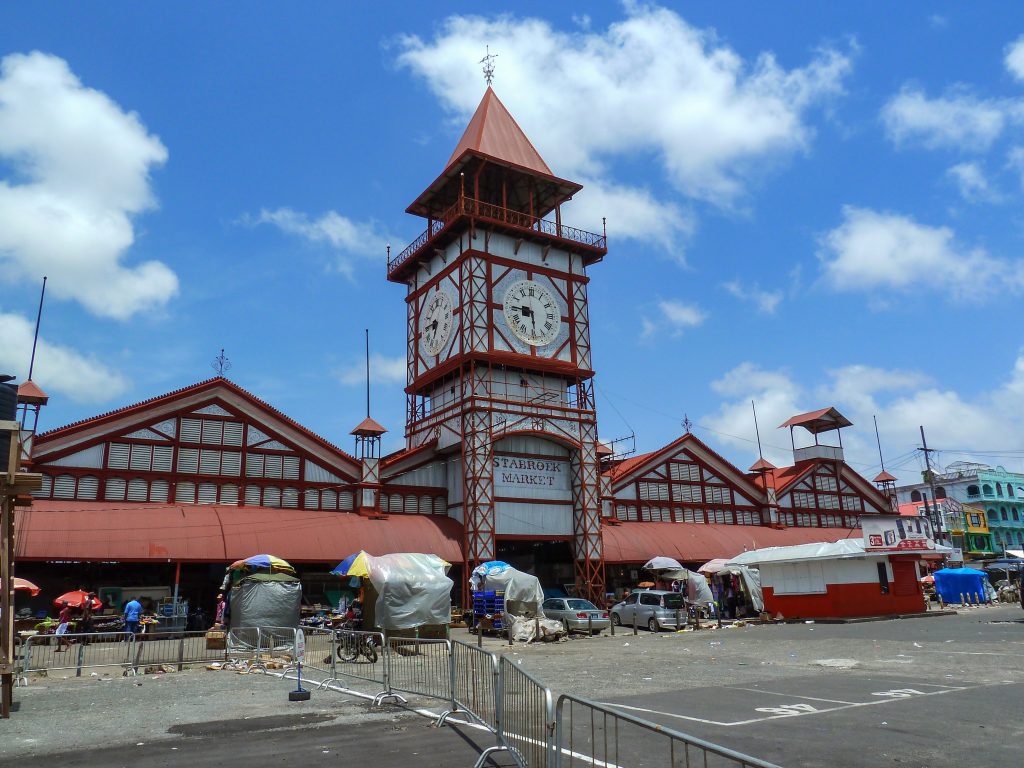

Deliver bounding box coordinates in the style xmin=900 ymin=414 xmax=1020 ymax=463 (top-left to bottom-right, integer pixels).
xmin=751 ymin=400 xmax=764 ymax=460
xmin=365 ymin=328 xmax=371 ymax=418
xmin=27 ymin=276 xmax=47 ymax=380
xmin=873 ymin=414 xmax=886 ymax=471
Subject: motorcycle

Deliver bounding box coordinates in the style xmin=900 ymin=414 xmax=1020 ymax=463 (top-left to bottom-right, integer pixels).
xmin=325 ymin=620 xmax=379 ymax=664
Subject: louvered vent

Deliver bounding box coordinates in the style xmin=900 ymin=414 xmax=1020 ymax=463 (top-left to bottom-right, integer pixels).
xmin=152 ymin=445 xmax=173 ymax=472
xmin=104 ymin=478 xmax=127 ymax=501
xmin=180 ymin=418 xmax=201 ymax=443
xmin=263 ymin=487 xmax=281 ymax=507
xmin=177 ymin=448 xmax=199 ymax=474
xmin=201 ymin=420 xmax=223 ymax=445
xmin=283 ymin=456 xmax=300 ymax=479
xmin=77 ymin=476 xmax=99 ymax=500
xmin=223 ymin=421 xmax=243 ymax=446
xmin=321 ymin=489 xmax=337 ymax=510
xmin=175 ymin=481 xmax=195 ymax=503
xmin=282 ymin=487 xmax=298 ymax=508
xmin=245 ymin=454 xmax=264 ymax=477
xmin=128 ymin=478 xmax=149 ymax=502
xmin=221 ymin=451 xmax=241 ymax=476
xmin=54 ymin=474 xmax=76 ymax=499
xmin=198 ymin=483 xmax=217 ymax=504
xmin=107 ymin=443 xmax=130 ymax=469
xmin=199 ymin=450 xmax=220 ymax=475
xmin=150 ymin=480 xmax=169 ymax=502
xmin=221 ymin=484 xmax=238 ymax=505
xmin=244 ymin=486 xmax=260 ymax=506
xmin=303 ymin=490 xmax=319 ymax=509
xmin=129 ymin=444 xmax=152 ymax=471
xmin=339 ymin=491 xmax=354 ymax=511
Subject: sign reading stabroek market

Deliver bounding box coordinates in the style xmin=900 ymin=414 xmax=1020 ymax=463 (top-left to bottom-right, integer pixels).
xmin=493 ymin=456 xmax=570 ymax=491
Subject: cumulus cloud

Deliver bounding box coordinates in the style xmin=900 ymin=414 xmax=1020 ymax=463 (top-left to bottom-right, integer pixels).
xmin=702 ymin=355 xmax=1024 ymax=483
xmin=722 ymin=280 xmax=782 ymax=313
xmin=0 ymin=52 xmax=177 ymax=319
xmin=946 ymin=161 xmax=997 ymax=202
xmin=818 ymin=206 xmax=1021 ymax=298
xmin=396 ymin=6 xmax=853 ymax=252
xmin=335 ymin=353 xmax=406 ymax=386
xmin=881 ymin=86 xmax=1009 ymax=151
xmin=248 ymin=207 xmax=391 ymax=276
xmin=1006 ymin=35 xmax=1024 ymax=82
xmin=642 ymin=299 xmax=707 ymax=338
xmin=0 ymin=311 xmax=130 ymax=402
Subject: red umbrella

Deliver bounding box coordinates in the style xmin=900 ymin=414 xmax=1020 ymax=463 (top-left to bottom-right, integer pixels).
xmin=1 ymin=578 xmax=41 ymax=596
xmin=920 ymin=574 xmax=935 ymax=584
xmin=53 ymin=590 xmax=102 ymax=610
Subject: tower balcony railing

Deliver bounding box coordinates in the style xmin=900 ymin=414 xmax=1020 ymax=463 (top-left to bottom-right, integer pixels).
xmin=388 ymin=196 xmax=607 ymax=279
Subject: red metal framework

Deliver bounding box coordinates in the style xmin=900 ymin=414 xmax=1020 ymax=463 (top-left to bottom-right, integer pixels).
xmin=388 ymin=196 xmax=607 ymax=282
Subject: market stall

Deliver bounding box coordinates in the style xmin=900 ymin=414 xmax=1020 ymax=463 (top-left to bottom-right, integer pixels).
xmin=223 ymin=554 xmax=302 ymax=653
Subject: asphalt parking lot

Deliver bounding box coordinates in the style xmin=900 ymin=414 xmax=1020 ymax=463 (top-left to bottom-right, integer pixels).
xmin=4 ymin=604 xmax=1022 ymax=767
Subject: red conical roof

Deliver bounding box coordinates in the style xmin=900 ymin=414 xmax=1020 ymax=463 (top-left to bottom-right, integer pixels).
xmin=17 ymin=379 xmax=49 ymax=406
xmin=748 ymin=457 xmax=777 ymax=472
xmin=446 ymin=87 xmax=553 ymax=175
xmin=873 ymin=470 xmax=898 ymax=483
xmin=351 ymin=416 xmax=387 ymax=437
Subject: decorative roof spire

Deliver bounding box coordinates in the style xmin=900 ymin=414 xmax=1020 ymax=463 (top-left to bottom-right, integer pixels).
xmin=480 ymin=45 xmax=498 ymax=86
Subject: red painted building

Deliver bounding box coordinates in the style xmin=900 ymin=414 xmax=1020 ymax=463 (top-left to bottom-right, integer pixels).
xmin=17 ymin=88 xmax=896 ymax=607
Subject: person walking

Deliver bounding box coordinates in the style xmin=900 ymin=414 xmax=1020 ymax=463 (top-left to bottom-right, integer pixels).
xmin=55 ymin=601 xmax=72 ymax=652
xmin=124 ymin=596 xmax=142 ymax=635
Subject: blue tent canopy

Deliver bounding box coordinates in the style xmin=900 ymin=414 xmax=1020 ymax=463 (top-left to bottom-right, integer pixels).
xmin=933 ymin=568 xmax=989 ymax=603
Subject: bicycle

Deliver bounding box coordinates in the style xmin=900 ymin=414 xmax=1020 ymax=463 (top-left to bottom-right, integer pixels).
xmin=327 ymin=622 xmax=379 ymax=664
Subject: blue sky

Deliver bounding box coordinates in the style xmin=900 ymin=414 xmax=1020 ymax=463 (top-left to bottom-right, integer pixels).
xmin=2 ymin=3 xmax=1024 ymax=483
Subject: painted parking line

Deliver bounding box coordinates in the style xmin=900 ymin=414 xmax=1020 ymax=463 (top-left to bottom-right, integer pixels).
xmin=597 ymin=680 xmax=1013 ymax=728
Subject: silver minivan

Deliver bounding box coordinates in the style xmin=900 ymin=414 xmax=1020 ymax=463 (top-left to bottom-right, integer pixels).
xmin=610 ymin=589 xmax=687 ymax=632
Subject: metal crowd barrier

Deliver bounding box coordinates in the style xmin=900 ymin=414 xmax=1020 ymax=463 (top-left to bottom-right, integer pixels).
xmin=441 ymin=640 xmax=500 ymax=731
xmin=384 ymin=636 xmax=451 ymax=702
xmin=554 ymin=693 xmax=782 ymax=768
xmin=130 ymin=631 xmax=227 ymax=672
xmin=20 ymin=631 xmax=135 ymax=679
xmin=499 ymin=656 xmax=556 ymax=768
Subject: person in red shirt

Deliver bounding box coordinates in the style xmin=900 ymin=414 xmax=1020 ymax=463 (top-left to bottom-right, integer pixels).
xmin=55 ymin=601 xmax=72 ymax=652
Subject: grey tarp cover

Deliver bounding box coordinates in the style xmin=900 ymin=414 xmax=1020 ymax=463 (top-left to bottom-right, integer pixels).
xmin=364 ymin=553 xmax=453 ymax=630
xmin=227 ymin=573 xmax=301 ymax=653
xmin=470 ymin=564 xmax=545 ymax=616
xmin=660 ymin=567 xmax=715 ymax=604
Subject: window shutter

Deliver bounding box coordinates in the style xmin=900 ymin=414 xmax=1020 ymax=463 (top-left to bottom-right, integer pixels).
xmin=77 ymin=476 xmax=99 ymax=500
xmin=150 ymin=480 xmax=169 ymax=502
xmin=128 ymin=478 xmax=149 ymax=501
xmin=107 ymin=443 xmax=130 ymax=469
xmin=104 ymin=478 xmax=127 ymax=501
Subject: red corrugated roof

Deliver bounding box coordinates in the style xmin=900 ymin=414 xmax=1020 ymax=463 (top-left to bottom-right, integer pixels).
xmin=873 ymin=470 xmax=898 ymax=483
xmin=603 ymin=522 xmax=862 ymax=564
xmin=778 ymin=406 xmax=852 ymax=433
xmin=446 ymin=87 xmax=553 ymax=175
xmin=15 ymin=501 xmax=464 ymax=564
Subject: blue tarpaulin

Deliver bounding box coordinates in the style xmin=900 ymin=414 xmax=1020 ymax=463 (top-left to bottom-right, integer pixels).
xmin=933 ymin=568 xmax=988 ymax=603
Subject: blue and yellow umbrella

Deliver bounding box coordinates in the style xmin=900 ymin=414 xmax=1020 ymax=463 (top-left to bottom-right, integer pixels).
xmin=331 ymin=551 xmax=373 ymax=578
xmin=228 ymin=554 xmax=296 ymax=575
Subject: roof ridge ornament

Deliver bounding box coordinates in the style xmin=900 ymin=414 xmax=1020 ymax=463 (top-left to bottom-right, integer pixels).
xmin=480 ymin=45 xmax=497 ymax=86
xmin=211 ymin=348 xmax=232 ymax=377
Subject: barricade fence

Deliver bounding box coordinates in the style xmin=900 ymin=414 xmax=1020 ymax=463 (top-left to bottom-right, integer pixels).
xmin=554 ymin=693 xmax=782 ymax=768
xmin=18 ymin=627 xmax=780 ymax=767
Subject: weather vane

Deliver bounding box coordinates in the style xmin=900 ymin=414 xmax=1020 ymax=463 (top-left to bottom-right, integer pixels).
xmin=682 ymin=414 xmax=693 ymax=435
xmin=212 ymin=348 xmax=232 ymax=376
xmin=480 ymin=45 xmax=498 ymax=86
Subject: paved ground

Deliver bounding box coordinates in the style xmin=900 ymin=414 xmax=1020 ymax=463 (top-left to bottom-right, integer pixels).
xmin=3 ymin=604 xmax=1022 ymax=767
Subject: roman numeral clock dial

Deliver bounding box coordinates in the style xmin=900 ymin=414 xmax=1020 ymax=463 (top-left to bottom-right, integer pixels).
xmin=420 ymin=289 xmax=454 ymax=357
xmin=502 ymin=279 xmax=560 ymax=347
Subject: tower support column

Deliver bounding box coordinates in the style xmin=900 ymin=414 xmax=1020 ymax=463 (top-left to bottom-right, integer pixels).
xmin=462 ymin=408 xmax=495 ymax=574
xmin=572 ymin=421 xmax=605 ymax=605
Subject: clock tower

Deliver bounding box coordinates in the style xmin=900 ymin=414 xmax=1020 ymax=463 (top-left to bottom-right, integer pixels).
xmin=387 ymin=88 xmax=608 ymax=603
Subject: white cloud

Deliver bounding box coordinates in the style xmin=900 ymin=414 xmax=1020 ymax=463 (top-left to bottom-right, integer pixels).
xmin=396 ymin=6 xmax=853 ymax=240
xmin=335 ymin=353 xmax=406 ymax=386
xmin=818 ymin=206 xmax=1020 ymax=298
xmin=702 ymin=355 xmax=1024 ymax=483
xmin=946 ymin=161 xmax=997 ymax=202
xmin=881 ymin=87 xmax=1008 ymax=151
xmin=0 ymin=311 xmax=129 ymax=403
xmin=0 ymin=52 xmax=177 ymax=320
xmin=643 ymin=299 xmax=707 ymax=338
xmin=1007 ymin=146 xmax=1024 ymax=187
xmin=249 ymin=207 xmax=391 ymax=276
xmin=722 ymin=280 xmax=782 ymax=313
xmin=1006 ymin=35 xmax=1024 ymax=82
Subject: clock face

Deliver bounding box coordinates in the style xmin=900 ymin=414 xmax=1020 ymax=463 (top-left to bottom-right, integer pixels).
xmin=420 ymin=289 xmax=454 ymax=357
xmin=502 ymin=279 xmax=561 ymax=347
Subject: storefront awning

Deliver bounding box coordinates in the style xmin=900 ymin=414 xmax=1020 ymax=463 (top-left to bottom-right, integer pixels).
xmin=603 ymin=522 xmax=862 ymax=564
xmin=16 ymin=501 xmax=464 ymax=564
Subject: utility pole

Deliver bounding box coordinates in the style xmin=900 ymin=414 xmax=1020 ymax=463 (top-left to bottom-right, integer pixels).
xmin=917 ymin=426 xmax=945 ymax=546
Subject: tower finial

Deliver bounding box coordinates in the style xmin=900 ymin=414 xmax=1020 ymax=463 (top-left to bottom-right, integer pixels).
xmin=211 ymin=348 xmax=232 ymax=377
xmin=681 ymin=414 xmax=693 ymax=435
xmin=480 ymin=45 xmax=498 ymax=86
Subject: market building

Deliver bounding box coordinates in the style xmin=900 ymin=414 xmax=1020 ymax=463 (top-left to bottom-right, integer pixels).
xmin=17 ymin=88 xmax=895 ymax=609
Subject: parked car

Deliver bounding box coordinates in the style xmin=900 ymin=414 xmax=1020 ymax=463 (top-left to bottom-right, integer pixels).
xmin=541 ymin=598 xmax=610 ymax=634
xmin=609 ymin=589 xmax=687 ymax=632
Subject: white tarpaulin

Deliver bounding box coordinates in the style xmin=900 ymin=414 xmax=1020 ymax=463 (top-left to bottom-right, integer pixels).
xmin=364 ymin=553 xmax=453 ymax=630
xmin=469 ymin=562 xmax=545 ymax=616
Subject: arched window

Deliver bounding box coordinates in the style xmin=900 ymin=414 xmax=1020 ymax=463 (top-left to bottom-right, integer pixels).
xmin=997 ymin=483 xmax=1004 ymax=497
xmin=1014 ymin=509 xmax=1020 ymax=521
xmin=983 ymin=484 xmax=994 ymax=496
xmin=935 ymin=486 xmax=946 ymax=499
xmin=1002 ymin=508 xmax=1009 ymax=521
xmin=910 ymin=490 xmax=923 ymax=502
xmin=967 ymin=485 xmax=980 ymax=498
xmin=1009 ymin=485 xmax=1016 ymax=498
